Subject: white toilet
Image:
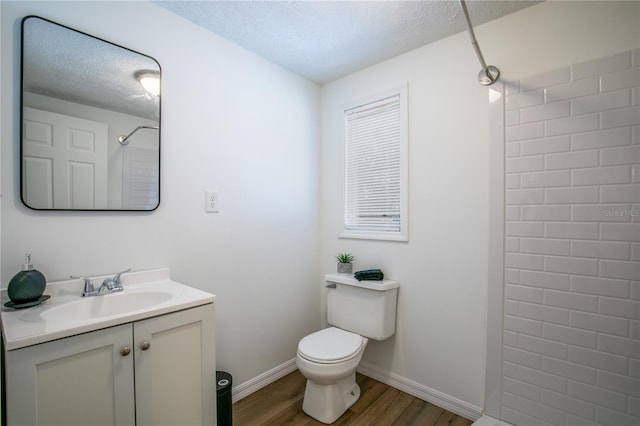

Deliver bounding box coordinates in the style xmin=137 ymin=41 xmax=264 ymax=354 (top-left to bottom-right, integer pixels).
xmin=296 ymin=273 xmax=399 ymax=424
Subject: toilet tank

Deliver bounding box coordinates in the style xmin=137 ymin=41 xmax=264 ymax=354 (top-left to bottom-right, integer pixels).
xmin=326 ymin=274 xmax=399 ymax=341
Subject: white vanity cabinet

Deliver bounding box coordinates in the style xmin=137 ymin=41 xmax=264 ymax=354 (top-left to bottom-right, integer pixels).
xmin=4 ymin=304 xmax=215 ymax=426
xmin=134 ymin=304 xmax=215 ymax=426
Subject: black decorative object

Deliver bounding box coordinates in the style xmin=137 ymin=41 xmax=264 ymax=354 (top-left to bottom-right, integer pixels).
xmin=7 ymin=254 xmax=46 ymax=304
xmin=354 ymin=269 xmax=384 ymax=281
xmin=4 ymin=295 xmax=50 ymax=309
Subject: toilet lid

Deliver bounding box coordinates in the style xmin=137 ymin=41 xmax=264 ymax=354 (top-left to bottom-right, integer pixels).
xmin=298 ymin=327 xmax=363 ymax=363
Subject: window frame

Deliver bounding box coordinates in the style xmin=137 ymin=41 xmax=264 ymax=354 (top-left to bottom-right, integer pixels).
xmin=339 ymin=83 xmax=409 ymax=242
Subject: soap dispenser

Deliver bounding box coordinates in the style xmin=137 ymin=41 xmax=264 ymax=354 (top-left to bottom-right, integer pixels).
xmin=7 ymin=254 xmax=47 ymax=304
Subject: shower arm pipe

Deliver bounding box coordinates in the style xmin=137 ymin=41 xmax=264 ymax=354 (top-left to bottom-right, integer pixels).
xmin=118 ymin=125 xmax=159 ymax=146
xmin=459 ymin=0 xmax=500 ymax=86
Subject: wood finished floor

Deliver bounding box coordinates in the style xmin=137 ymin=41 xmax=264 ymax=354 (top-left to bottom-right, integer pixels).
xmin=232 ymin=370 xmax=473 ymax=426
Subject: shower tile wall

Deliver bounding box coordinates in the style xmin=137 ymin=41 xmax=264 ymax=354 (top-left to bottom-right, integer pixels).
xmin=502 ymin=49 xmax=639 ymax=426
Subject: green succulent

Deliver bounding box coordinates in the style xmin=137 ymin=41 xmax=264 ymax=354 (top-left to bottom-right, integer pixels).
xmin=335 ymin=253 xmax=355 ymax=263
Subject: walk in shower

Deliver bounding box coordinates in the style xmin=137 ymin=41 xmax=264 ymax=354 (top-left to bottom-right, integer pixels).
xmin=486 ymin=49 xmax=639 ymax=426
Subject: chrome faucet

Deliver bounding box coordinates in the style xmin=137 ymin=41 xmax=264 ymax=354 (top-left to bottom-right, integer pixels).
xmin=99 ymin=268 xmax=131 ymax=294
xmin=71 ymin=268 xmax=131 ymax=297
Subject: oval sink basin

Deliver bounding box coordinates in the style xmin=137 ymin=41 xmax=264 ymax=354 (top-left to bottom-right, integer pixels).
xmin=39 ymin=291 xmax=172 ymax=323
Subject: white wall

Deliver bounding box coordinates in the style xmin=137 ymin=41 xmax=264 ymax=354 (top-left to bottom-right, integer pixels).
xmin=320 ymin=0 xmax=639 ymax=415
xmin=1 ymin=0 xmax=321 ymax=391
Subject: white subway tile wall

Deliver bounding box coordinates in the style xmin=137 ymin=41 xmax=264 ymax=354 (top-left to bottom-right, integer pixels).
xmin=502 ymin=49 xmax=640 ymax=426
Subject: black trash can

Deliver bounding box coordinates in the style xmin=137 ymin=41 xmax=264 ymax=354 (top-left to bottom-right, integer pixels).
xmin=216 ymin=371 xmax=233 ymax=426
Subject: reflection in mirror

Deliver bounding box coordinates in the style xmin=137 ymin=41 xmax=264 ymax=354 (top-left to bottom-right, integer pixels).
xmin=21 ymin=16 xmax=161 ymax=211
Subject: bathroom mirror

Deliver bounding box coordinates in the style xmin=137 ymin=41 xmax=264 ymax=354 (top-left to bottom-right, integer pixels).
xmin=20 ymin=16 xmax=161 ymax=211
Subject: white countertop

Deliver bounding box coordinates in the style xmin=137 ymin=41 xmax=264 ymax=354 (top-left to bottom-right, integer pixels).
xmin=1 ymin=268 xmax=215 ymax=350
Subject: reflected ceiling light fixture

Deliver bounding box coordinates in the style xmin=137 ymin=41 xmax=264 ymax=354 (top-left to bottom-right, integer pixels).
xmin=136 ymin=71 xmax=160 ymax=96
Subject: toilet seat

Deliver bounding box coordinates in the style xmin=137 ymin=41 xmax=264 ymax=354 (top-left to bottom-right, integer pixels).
xmin=298 ymin=327 xmax=364 ymax=364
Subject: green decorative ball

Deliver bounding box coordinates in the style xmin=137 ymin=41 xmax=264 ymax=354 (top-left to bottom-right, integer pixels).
xmin=7 ymin=270 xmax=46 ymax=303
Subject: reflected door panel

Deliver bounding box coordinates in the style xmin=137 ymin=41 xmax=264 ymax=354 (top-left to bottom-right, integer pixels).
xmin=22 ymin=107 xmax=108 ymax=209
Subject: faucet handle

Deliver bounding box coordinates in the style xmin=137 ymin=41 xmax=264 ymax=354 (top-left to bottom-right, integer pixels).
xmin=113 ymin=268 xmax=132 ymax=284
xmin=105 ymin=268 xmax=131 ymax=290
xmin=113 ymin=268 xmax=131 ymax=282
xmin=71 ymin=275 xmax=97 ymax=297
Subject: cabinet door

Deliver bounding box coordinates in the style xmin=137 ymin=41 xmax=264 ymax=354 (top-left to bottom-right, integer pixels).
xmin=5 ymin=324 xmax=135 ymax=426
xmin=133 ymin=304 xmax=215 ymax=426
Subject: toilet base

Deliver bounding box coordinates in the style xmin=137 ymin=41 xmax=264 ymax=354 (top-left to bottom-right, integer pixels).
xmin=302 ymin=372 xmax=360 ymax=424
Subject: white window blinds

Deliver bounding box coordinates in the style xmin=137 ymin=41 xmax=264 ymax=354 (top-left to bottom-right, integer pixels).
xmin=343 ymin=93 xmax=405 ymax=237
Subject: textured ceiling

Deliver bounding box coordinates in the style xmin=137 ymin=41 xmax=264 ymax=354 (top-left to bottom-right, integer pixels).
xmin=155 ymin=0 xmax=541 ymax=84
xmin=23 ymin=1 xmax=540 ymax=117
xmin=23 ymin=16 xmax=160 ymax=120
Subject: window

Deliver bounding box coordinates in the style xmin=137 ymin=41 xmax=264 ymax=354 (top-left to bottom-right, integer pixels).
xmin=341 ymin=85 xmax=408 ymax=241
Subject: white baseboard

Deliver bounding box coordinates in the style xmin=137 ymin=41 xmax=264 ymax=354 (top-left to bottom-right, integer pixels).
xmin=231 ymin=358 xmax=298 ymax=403
xmin=357 ymin=362 xmax=483 ymax=422
xmin=231 ymin=358 xmax=483 ymax=422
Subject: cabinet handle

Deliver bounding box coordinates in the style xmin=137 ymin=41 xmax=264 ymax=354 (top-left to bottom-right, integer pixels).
xmin=120 ymin=346 xmax=131 ymax=356
xmin=140 ymin=341 xmax=151 ymax=351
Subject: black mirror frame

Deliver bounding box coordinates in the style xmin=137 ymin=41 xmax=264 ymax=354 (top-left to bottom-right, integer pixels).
xmin=20 ymin=15 xmax=162 ymax=212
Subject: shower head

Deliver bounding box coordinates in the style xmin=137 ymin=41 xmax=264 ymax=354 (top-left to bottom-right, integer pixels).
xmin=478 ymin=66 xmax=500 ymax=86
xmin=459 ymin=0 xmax=500 ymax=86
xmin=118 ymin=125 xmax=159 ymax=146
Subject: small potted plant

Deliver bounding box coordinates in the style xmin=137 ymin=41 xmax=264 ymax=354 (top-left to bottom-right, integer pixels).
xmin=335 ymin=253 xmax=355 ymax=274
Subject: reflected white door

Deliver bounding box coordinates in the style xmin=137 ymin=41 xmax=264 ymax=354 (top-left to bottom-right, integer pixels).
xmin=22 ymin=107 xmax=108 ymax=209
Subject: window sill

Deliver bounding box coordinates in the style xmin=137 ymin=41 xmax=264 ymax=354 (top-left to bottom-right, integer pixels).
xmin=339 ymin=230 xmax=408 ymax=242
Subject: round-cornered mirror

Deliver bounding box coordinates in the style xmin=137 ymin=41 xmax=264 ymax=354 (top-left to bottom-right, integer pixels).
xmin=21 ymin=16 xmax=161 ymax=211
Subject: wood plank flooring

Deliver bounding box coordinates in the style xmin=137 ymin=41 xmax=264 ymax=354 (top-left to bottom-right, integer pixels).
xmin=232 ymin=370 xmax=473 ymax=425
